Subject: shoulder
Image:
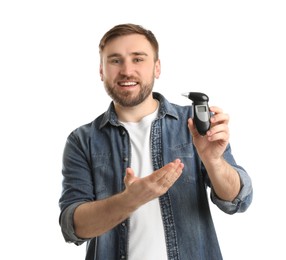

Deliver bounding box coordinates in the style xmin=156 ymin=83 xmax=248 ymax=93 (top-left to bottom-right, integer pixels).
xmin=154 ymin=92 xmax=193 ymax=120
xmin=67 ymin=112 xmax=105 ymax=141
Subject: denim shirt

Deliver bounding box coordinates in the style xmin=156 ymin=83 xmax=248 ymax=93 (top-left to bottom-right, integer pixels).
xmin=59 ymin=92 xmax=253 ymax=260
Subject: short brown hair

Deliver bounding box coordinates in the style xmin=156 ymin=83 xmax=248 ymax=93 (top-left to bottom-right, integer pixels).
xmin=99 ymin=23 xmax=159 ymax=61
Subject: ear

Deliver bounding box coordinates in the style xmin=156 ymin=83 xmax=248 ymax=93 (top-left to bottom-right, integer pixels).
xmin=154 ymin=59 xmax=161 ymax=79
xmin=99 ymin=63 xmax=104 ymax=81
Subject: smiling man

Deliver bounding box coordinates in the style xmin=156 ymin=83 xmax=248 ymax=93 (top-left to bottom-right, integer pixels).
xmin=100 ymin=32 xmax=161 ymax=120
xmin=59 ymin=23 xmax=253 ymax=260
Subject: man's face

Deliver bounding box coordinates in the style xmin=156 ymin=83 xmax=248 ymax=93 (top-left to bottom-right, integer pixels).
xmin=100 ymin=34 xmax=161 ymax=107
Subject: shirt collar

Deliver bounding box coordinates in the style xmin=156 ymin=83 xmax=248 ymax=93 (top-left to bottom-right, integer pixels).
xmin=99 ymin=92 xmax=179 ymax=129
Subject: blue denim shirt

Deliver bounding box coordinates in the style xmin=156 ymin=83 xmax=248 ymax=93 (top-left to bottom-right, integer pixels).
xmin=59 ymin=92 xmax=253 ymax=260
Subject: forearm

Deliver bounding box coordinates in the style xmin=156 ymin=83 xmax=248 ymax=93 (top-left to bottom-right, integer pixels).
xmin=73 ymin=159 xmax=184 ymax=239
xmin=74 ymin=191 xmax=136 ymax=239
xmin=204 ymin=157 xmax=241 ymax=201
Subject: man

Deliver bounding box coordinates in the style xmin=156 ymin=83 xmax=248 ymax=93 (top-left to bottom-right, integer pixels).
xmin=59 ymin=23 xmax=253 ymax=260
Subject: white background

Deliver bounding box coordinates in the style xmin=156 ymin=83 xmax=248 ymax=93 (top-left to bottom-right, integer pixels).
xmin=1 ymin=1 xmax=285 ymax=259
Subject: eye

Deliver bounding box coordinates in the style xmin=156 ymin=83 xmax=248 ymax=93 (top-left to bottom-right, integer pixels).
xmin=110 ymin=58 xmax=121 ymax=64
xmin=133 ymin=57 xmax=143 ymax=63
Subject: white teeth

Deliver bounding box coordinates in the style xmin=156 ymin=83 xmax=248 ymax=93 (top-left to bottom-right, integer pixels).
xmin=119 ymin=82 xmax=137 ymax=86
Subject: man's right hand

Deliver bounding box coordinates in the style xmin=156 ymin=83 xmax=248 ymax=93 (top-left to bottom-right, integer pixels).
xmin=123 ymin=159 xmax=184 ymax=210
xmin=74 ymin=159 xmax=184 ymax=239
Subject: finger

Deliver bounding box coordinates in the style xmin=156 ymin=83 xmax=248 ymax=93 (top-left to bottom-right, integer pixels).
xmin=210 ymin=113 xmax=229 ymax=126
xmin=209 ymin=106 xmax=223 ymax=114
xmin=159 ymin=161 xmax=184 ymax=188
xmin=150 ymin=159 xmax=182 ymax=183
xmin=124 ymin=167 xmax=136 ymax=186
xmin=188 ymin=118 xmax=199 ymax=137
xmin=187 ymin=118 xmax=194 ymax=131
xmin=207 ymin=124 xmax=229 ymax=142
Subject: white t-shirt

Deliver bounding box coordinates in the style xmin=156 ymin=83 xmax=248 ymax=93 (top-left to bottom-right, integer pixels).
xmin=120 ymin=106 xmax=168 ymax=260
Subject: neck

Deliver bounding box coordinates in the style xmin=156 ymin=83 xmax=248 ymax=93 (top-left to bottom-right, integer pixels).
xmin=115 ymin=94 xmax=158 ymax=122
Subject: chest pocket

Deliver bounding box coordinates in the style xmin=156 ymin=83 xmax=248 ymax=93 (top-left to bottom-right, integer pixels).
xmin=91 ymin=152 xmax=115 ymax=198
xmin=167 ymin=142 xmax=198 ymax=183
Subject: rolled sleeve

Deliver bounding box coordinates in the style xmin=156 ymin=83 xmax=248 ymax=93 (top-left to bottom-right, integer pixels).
xmin=60 ymin=202 xmax=89 ymax=245
xmin=211 ymin=167 xmax=253 ymax=214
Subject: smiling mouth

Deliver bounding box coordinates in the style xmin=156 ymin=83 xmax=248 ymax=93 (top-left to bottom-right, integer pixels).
xmin=118 ymin=81 xmax=138 ymax=87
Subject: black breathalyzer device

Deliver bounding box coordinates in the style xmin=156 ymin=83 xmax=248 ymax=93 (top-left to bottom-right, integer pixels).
xmin=182 ymin=92 xmax=211 ymax=136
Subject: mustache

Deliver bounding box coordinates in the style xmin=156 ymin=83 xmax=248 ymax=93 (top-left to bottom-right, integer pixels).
xmin=116 ymin=76 xmax=140 ymax=81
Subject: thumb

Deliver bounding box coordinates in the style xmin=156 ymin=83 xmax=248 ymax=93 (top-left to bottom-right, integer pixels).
xmin=124 ymin=167 xmax=136 ymax=186
xmin=188 ymin=118 xmax=196 ymax=135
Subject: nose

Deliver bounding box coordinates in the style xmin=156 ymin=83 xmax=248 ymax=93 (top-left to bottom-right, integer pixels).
xmin=120 ymin=61 xmax=134 ymax=77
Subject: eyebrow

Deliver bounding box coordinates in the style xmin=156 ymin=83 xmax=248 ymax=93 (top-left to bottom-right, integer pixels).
xmin=107 ymin=51 xmax=148 ymax=59
xmin=132 ymin=51 xmax=148 ymax=56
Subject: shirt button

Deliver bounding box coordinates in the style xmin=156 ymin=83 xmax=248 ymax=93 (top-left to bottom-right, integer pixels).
xmin=123 ymin=157 xmax=128 ymax=162
xmin=120 ymin=256 xmax=126 ymax=259
xmin=120 ymin=129 xmax=126 ymax=135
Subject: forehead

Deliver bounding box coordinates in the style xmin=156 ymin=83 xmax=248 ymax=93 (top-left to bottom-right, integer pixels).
xmin=102 ymin=34 xmax=155 ymax=57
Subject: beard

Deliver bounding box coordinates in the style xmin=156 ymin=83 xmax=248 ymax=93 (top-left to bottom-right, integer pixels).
xmin=104 ymin=77 xmax=155 ymax=107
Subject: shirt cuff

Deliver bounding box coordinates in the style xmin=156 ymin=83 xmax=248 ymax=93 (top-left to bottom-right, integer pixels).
xmin=211 ymin=167 xmax=253 ymax=214
xmin=60 ymin=202 xmax=90 ymax=245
